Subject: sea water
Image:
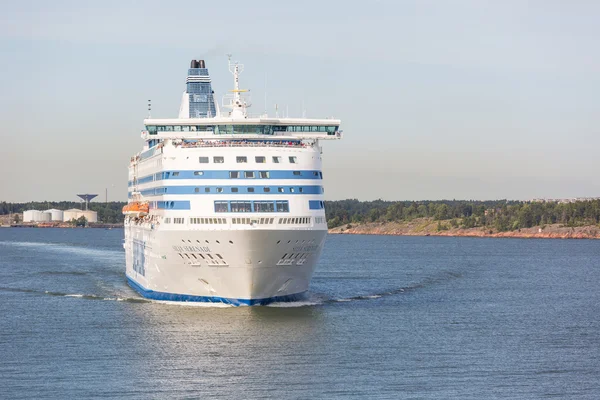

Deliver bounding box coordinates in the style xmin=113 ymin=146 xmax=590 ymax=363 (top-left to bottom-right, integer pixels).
xmin=1 ymin=228 xmax=599 ymax=399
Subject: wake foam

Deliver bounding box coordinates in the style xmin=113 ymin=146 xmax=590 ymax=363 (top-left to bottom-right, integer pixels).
xmin=0 ymin=241 xmax=123 ymax=260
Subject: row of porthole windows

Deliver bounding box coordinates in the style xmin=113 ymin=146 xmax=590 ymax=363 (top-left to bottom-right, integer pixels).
xmin=138 ymin=186 xmax=322 ymax=197
xmin=215 ymin=200 xmax=289 ymax=213
xmin=200 ymin=156 xmax=297 ymax=164
xmin=131 ymin=170 xmax=323 ymax=187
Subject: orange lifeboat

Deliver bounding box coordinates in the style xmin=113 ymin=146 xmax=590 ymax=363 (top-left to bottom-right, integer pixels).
xmin=122 ymin=201 xmax=149 ymax=216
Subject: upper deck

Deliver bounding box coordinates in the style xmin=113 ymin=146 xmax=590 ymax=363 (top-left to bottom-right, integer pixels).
xmin=140 ymin=56 xmax=342 ymax=143
xmin=142 ymin=117 xmax=342 ymax=141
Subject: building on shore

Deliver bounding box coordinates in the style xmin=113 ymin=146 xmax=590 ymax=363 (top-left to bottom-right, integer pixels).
xmin=23 ymin=210 xmax=51 ymax=222
xmin=22 ymin=208 xmax=97 ymax=223
xmin=63 ymin=209 xmax=97 ymax=223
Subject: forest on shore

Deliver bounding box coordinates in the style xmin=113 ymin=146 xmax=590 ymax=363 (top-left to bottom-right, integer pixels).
xmin=324 ymin=199 xmax=600 ymax=231
xmin=2 ymin=199 xmax=600 ymax=231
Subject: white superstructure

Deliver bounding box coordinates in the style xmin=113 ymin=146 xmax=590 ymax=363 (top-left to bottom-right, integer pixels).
xmin=124 ymin=57 xmax=342 ymax=305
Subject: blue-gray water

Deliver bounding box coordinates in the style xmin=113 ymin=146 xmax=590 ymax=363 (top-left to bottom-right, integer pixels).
xmin=1 ymin=228 xmax=599 ymax=399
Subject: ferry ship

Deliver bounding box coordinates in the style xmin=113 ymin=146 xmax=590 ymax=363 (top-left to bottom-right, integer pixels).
xmin=124 ymin=57 xmax=342 ymax=305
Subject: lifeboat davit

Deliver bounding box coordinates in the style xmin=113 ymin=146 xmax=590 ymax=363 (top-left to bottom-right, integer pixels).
xmin=122 ymin=201 xmax=149 ymax=216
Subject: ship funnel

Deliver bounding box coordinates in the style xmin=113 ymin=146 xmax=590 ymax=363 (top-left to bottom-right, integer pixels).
xmin=181 ymin=59 xmax=216 ymax=118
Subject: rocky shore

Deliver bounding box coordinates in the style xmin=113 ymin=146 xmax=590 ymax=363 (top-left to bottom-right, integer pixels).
xmin=328 ymin=218 xmax=600 ymax=239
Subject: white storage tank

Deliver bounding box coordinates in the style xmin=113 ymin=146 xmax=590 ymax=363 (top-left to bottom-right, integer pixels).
xmin=63 ymin=209 xmax=82 ymax=222
xmin=34 ymin=211 xmax=51 ymax=222
xmin=23 ymin=210 xmax=38 ymax=222
xmin=45 ymin=209 xmax=64 ymax=222
xmin=82 ymin=210 xmax=98 ymax=223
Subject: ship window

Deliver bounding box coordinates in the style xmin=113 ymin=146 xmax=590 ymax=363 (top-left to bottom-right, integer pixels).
xmin=319 ymin=172 xmax=323 ymax=179
xmin=255 ymin=156 xmax=266 ymax=163
xmin=313 ymin=171 xmax=319 ymax=177
xmin=255 ymin=201 xmax=275 ymax=213
xmin=231 ymin=201 xmax=252 ymax=213
xmin=194 ymin=188 xmax=200 ymax=193
xmin=199 ymin=157 xmax=209 ymax=163
xmin=229 ymin=171 xmax=239 ymax=178
xmin=247 ymin=187 xmax=255 ymax=193
xmin=259 ymin=171 xmax=269 ymax=178
xmin=231 ymin=187 xmax=238 ymax=193
xmin=217 ymin=187 xmax=223 ymax=193
xmin=290 ymin=188 xmax=295 ymax=193
xmin=205 ymin=187 xmax=210 ymax=193
xmin=276 ymin=201 xmax=289 ymax=212
xmin=194 ymin=171 xmax=204 ymax=176
xmin=272 ymin=156 xmax=281 ymax=163
xmin=299 ymin=187 xmax=303 ymax=193
xmin=214 ymin=201 xmax=228 ymax=213
xmin=244 ymin=171 xmax=255 ymax=178
xmin=214 ymin=156 xmax=224 ymax=163
xmin=293 ymin=171 xmax=301 ymax=176
xmin=278 ymin=187 xmax=284 ymax=193
xmin=289 ymin=156 xmax=297 ymax=163
xmin=174 ymin=218 xmax=184 ymax=224
xmin=236 ymin=156 xmax=247 ymax=163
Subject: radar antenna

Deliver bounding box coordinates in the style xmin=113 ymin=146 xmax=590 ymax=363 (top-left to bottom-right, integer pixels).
xmin=223 ymin=54 xmax=251 ymax=118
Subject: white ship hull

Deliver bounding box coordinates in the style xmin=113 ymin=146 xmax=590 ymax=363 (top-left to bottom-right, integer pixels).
xmin=124 ymin=225 xmax=327 ymax=305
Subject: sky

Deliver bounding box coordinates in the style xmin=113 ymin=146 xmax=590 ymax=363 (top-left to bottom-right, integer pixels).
xmin=1 ymin=0 xmax=599 ymax=202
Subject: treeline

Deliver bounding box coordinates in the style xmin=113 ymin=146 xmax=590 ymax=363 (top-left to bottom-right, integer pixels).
xmin=0 ymin=201 xmax=127 ymax=224
xmin=3 ymin=199 xmax=600 ymax=230
xmin=324 ymin=199 xmax=600 ymax=231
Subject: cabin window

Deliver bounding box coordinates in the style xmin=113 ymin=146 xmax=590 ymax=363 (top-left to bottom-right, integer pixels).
xmin=214 ymin=156 xmax=224 ymax=163
xmin=231 ymin=187 xmax=238 ymax=193
xmin=229 ymin=171 xmax=239 ymax=178
xmin=299 ymin=187 xmax=303 ymax=193
xmin=205 ymin=187 xmax=210 ymax=193
xmin=244 ymin=171 xmax=255 ymax=178
xmin=276 ymin=201 xmax=290 ymax=212
xmin=247 ymin=187 xmax=255 ymax=193
xmin=293 ymin=171 xmax=301 ymax=176
xmin=272 ymin=156 xmax=281 ymax=163
xmin=289 ymin=156 xmax=297 ymax=163
xmin=263 ymin=187 xmax=271 ymax=193
xmin=217 ymin=187 xmax=223 ymax=193
xmin=236 ymin=156 xmax=247 ymax=163
xmin=172 ymin=172 xmax=179 ymax=176
xmin=259 ymin=171 xmax=269 ymax=178
xmin=194 ymin=188 xmax=200 ymax=193
xmin=255 ymin=201 xmax=275 ymax=212
xmin=214 ymin=201 xmax=228 ymax=213
xmin=194 ymin=171 xmax=204 ymax=176
xmin=255 ymin=156 xmax=266 ymax=163
xmin=278 ymin=187 xmax=284 ymax=193
xmin=199 ymin=157 xmax=209 ymax=163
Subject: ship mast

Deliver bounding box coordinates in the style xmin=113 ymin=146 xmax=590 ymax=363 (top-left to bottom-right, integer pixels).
xmin=225 ymin=54 xmax=250 ymax=118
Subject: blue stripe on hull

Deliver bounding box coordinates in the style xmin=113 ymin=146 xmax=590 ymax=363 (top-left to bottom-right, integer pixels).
xmin=126 ymin=276 xmax=306 ymax=306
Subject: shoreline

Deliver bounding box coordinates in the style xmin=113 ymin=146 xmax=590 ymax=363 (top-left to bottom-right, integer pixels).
xmin=328 ymin=219 xmax=600 ymax=240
